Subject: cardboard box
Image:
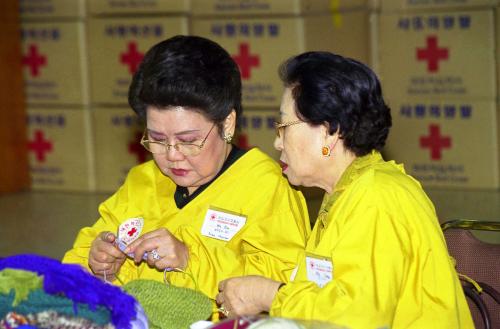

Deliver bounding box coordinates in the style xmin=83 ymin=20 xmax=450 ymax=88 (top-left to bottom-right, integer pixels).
xmin=20 ymin=0 xmax=86 ymax=19
xmin=377 ymin=10 xmax=496 ymax=101
xmin=497 ymin=6 xmax=500 ymax=101
xmin=381 ymin=0 xmax=497 ymax=12
xmin=193 ymin=11 xmax=371 ymax=107
xmin=236 ymin=108 xmax=281 ymax=160
xmin=191 ymin=0 xmax=377 ymax=16
xmin=383 ymin=99 xmax=500 ymax=189
xmin=87 ymin=0 xmax=189 ymax=15
xmin=27 ymin=108 xmax=95 ymax=191
xmin=87 ymin=17 xmax=188 ymax=106
xmin=92 ymin=108 xmax=149 ymax=192
xmin=21 ymin=21 xmax=89 ymax=106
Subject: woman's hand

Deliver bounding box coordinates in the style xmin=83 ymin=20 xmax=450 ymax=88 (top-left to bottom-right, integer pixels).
xmin=89 ymin=231 xmax=126 ymax=282
xmin=124 ymin=227 xmax=189 ymax=270
xmin=216 ymin=276 xmax=282 ymax=317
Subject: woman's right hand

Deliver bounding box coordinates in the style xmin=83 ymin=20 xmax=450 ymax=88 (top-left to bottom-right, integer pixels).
xmin=88 ymin=231 xmax=126 ymax=282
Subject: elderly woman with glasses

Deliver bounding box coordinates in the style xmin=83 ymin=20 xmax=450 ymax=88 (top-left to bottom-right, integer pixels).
xmin=62 ymin=36 xmax=310 ymax=311
xmin=216 ymin=52 xmax=473 ymax=328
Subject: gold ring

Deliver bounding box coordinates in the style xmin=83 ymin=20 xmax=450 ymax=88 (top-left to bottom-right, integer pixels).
xmin=219 ymin=305 xmax=229 ymax=316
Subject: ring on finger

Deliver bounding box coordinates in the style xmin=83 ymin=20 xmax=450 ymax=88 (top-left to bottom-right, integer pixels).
xmin=219 ymin=305 xmax=229 ymax=317
xmin=150 ymin=249 xmax=161 ymax=261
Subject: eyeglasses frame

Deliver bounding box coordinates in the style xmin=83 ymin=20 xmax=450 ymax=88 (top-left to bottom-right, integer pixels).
xmin=274 ymin=120 xmax=303 ymax=137
xmin=140 ymin=123 xmax=216 ymax=156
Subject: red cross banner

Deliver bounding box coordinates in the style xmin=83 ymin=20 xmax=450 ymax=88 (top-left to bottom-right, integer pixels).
xmin=21 ymin=21 xmax=88 ymax=105
xmin=93 ymin=107 xmax=148 ymax=192
xmin=87 ymin=16 xmax=188 ymax=105
xmin=384 ymin=99 xmax=499 ymax=189
xmin=27 ymin=108 xmax=95 ymax=191
xmin=378 ymin=10 xmax=496 ymax=101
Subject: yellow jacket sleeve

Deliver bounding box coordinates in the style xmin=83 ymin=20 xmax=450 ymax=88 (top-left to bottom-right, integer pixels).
xmin=169 ymin=206 xmax=307 ymax=298
xmin=62 ymin=183 xmax=143 ymax=283
xmin=271 ymin=206 xmax=409 ymax=328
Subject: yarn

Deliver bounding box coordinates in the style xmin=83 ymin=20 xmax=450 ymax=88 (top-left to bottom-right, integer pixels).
xmin=123 ymin=280 xmax=212 ymax=329
xmin=0 ymin=289 xmax=111 ymax=326
xmin=0 ymin=269 xmax=42 ymax=306
xmin=0 ymin=254 xmax=137 ymax=329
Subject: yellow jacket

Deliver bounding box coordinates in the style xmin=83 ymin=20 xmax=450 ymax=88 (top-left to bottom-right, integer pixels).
xmin=271 ymin=151 xmax=473 ymax=329
xmin=63 ymin=148 xmax=310 ymax=300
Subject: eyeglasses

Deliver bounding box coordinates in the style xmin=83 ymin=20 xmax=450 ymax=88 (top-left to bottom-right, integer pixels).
xmin=274 ymin=120 xmax=304 ymax=137
xmin=140 ymin=124 xmax=215 ymax=157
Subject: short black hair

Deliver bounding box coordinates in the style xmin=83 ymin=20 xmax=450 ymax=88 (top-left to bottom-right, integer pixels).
xmin=279 ymin=51 xmax=392 ymax=156
xmin=128 ymin=35 xmax=242 ymax=129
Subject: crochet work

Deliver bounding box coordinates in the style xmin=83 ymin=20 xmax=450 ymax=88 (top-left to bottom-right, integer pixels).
xmin=0 ymin=254 xmax=137 ymax=329
xmin=123 ymin=280 xmax=212 ymax=329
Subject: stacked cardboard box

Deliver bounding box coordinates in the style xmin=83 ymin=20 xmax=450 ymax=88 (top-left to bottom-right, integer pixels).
xmin=377 ymin=0 xmax=500 ymax=189
xmin=86 ymin=0 xmax=189 ymax=192
xmin=192 ymin=0 xmax=378 ymax=160
xmin=21 ymin=0 xmax=95 ymax=191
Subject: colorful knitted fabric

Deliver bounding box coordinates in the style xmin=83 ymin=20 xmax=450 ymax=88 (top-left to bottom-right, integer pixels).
xmin=0 ymin=287 xmax=111 ymax=325
xmin=0 ymin=269 xmax=43 ymax=306
xmin=0 ymin=254 xmax=138 ymax=329
xmin=123 ymin=280 xmax=212 ymax=329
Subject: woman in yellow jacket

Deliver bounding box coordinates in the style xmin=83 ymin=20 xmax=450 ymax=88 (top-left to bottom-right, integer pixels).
xmin=217 ymin=52 xmax=474 ymax=328
xmin=62 ymin=36 xmax=310 ymax=306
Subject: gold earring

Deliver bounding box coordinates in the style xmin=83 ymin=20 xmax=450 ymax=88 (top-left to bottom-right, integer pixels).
xmin=322 ymin=146 xmax=331 ymax=157
xmin=223 ymin=134 xmax=233 ymax=143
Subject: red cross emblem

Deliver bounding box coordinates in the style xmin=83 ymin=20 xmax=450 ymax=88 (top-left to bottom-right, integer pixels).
xmin=127 ymin=227 xmax=137 ymax=236
xmin=416 ymin=35 xmax=449 ymax=73
xmin=23 ymin=44 xmax=47 ymax=77
xmin=236 ymin=134 xmax=253 ymax=150
xmin=419 ymin=124 xmax=451 ymax=160
xmin=28 ymin=130 xmax=53 ymax=163
xmin=128 ymin=131 xmax=148 ymax=163
xmin=120 ymin=41 xmax=144 ymax=74
xmin=232 ymin=43 xmax=260 ymax=79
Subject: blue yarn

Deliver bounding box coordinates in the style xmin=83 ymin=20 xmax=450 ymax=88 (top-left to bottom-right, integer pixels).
xmin=0 ymin=254 xmax=137 ymax=329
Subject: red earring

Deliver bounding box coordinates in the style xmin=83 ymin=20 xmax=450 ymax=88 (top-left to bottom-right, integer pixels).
xmin=322 ymin=146 xmax=331 ymax=157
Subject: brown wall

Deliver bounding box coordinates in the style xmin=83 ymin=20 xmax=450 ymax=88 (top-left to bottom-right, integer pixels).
xmin=0 ymin=1 xmax=30 ymax=193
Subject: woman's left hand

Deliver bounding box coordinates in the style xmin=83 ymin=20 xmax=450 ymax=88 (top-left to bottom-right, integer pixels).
xmin=216 ymin=275 xmax=282 ymax=317
xmin=124 ymin=227 xmax=189 ymax=270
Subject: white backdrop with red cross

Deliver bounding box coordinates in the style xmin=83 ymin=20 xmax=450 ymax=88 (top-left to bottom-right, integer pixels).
xmin=87 ymin=17 xmax=188 ymax=105
xmin=384 ymin=99 xmax=499 ymax=189
xmin=377 ymin=10 xmax=496 ymax=101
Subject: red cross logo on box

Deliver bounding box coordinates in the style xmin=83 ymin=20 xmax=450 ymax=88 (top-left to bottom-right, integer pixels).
xmin=120 ymin=41 xmax=144 ymax=75
xmin=416 ymin=35 xmax=449 ymax=73
xmin=28 ymin=130 xmax=53 ymax=163
xmin=23 ymin=44 xmax=47 ymax=77
xmin=419 ymin=124 xmax=451 ymax=160
xmin=236 ymin=134 xmax=253 ymax=150
xmin=129 ymin=131 xmax=148 ymax=163
xmin=232 ymin=43 xmax=260 ymax=80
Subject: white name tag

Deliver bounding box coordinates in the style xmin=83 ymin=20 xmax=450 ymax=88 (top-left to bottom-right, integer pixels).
xmin=305 ymin=254 xmax=333 ymax=288
xmin=201 ymin=207 xmax=246 ymax=242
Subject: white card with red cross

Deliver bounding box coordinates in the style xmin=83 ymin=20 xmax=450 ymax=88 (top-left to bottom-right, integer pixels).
xmin=118 ymin=217 xmax=144 ymax=245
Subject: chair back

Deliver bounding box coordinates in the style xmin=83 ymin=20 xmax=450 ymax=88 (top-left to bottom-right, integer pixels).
xmin=442 ymin=220 xmax=500 ymax=329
